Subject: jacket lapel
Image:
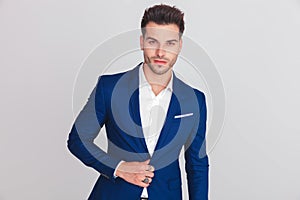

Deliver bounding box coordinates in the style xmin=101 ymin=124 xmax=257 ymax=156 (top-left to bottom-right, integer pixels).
xmin=153 ymin=93 xmax=181 ymax=151
xmin=153 ymin=74 xmax=198 ymax=148
xmin=150 ymin=75 xmax=198 ymax=168
xmin=127 ymin=65 xmax=149 ymax=155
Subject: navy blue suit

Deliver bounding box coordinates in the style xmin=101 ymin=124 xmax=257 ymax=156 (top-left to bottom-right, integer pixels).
xmin=67 ymin=64 xmax=209 ymax=199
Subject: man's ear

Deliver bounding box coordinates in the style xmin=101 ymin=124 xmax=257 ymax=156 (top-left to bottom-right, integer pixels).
xmin=179 ymin=38 xmax=183 ymax=52
xmin=140 ymin=35 xmax=144 ymax=50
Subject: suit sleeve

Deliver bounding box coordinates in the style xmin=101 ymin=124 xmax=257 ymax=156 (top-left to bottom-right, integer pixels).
xmin=67 ymin=76 xmax=121 ymax=181
xmin=184 ymin=91 xmax=209 ymax=200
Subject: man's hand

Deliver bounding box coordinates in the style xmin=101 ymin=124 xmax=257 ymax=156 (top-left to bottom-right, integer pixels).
xmin=115 ymin=159 xmax=155 ymax=188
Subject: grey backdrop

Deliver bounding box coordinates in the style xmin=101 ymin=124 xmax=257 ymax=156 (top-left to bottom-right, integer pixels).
xmin=1 ymin=0 xmax=300 ymax=199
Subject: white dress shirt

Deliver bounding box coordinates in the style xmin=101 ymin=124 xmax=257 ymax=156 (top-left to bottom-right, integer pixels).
xmin=139 ymin=65 xmax=173 ymax=198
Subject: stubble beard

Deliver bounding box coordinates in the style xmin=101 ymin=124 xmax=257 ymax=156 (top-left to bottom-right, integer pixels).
xmin=145 ymin=57 xmax=173 ymax=75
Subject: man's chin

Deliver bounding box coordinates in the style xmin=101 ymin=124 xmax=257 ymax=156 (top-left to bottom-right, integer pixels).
xmin=153 ymin=66 xmax=172 ymax=75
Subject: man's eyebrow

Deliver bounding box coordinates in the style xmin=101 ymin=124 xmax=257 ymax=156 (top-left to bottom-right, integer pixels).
xmin=145 ymin=37 xmax=158 ymax=41
xmin=166 ymin=39 xmax=179 ymax=43
xmin=146 ymin=37 xmax=179 ymax=43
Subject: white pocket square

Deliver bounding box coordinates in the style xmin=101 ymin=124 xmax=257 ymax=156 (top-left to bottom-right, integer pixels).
xmin=174 ymin=113 xmax=193 ymax=119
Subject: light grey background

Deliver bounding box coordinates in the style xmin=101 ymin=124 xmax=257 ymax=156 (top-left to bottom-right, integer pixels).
xmin=1 ymin=0 xmax=300 ymax=199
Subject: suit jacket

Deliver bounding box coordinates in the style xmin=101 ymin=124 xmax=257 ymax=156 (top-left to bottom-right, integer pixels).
xmin=67 ymin=63 xmax=209 ymax=200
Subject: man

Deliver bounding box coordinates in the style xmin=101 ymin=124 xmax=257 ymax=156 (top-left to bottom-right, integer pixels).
xmin=68 ymin=4 xmax=209 ymax=200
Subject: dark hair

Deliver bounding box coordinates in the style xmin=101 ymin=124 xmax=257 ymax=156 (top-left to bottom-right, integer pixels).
xmin=141 ymin=4 xmax=185 ymax=37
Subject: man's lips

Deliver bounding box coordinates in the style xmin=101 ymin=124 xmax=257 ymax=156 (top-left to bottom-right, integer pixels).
xmin=153 ymin=59 xmax=167 ymax=64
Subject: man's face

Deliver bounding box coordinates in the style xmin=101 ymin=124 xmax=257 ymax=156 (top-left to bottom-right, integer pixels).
xmin=140 ymin=22 xmax=182 ymax=75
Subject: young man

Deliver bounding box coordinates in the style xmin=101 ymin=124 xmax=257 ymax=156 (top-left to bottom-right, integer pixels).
xmin=68 ymin=4 xmax=209 ymax=200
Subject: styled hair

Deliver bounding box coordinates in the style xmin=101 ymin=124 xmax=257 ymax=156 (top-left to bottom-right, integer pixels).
xmin=141 ymin=4 xmax=185 ymax=37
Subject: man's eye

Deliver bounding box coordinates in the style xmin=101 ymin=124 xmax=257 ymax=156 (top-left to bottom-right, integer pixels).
xmin=166 ymin=42 xmax=175 ymax=46
xmin=148 ymin=40 xmax=156 ymax=45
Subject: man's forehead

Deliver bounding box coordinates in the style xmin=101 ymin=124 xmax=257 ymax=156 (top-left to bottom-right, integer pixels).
xmin=143 ymin=22 xmax=180 ymax=38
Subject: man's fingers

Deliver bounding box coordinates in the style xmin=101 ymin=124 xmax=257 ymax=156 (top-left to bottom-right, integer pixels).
xmin=145 ymin=171 xmax=154 ymax=178
xmin=141 ymin=160 xmax=155 ymax=172
xmin=135 ymin=175 xmax=152 ymax=188
xmin=146 ymin=164 xmax=155 ymax=172
xmin=143 ymin=164 xmax=155 ymax=172
xmin=140 ymin=176 xmax=152 ymax=184
xmin=118 ymin=161 xmax=155 ymax=188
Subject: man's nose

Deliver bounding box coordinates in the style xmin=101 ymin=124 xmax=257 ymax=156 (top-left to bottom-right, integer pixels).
xmin=156 ymin=46 xmax=166 ymax=58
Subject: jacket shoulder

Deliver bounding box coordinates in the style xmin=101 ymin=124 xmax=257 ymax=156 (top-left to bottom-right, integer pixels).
xmin=176 ymin=76 xmax=206 ymax=101
xmin=95 ymin=69 xmax=133 ymax=91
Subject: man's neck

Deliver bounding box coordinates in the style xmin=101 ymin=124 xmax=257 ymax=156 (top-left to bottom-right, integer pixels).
xmin=142 ymin=63 xmax=172 ymax=96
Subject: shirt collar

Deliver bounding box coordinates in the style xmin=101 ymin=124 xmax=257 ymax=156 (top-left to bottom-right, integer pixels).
xmin=139 ymin=63 xmax=173 ymax=92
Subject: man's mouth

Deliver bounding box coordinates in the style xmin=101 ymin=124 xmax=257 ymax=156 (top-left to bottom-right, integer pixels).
xmin=153 ymin=59 xmax=167 ymax=65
